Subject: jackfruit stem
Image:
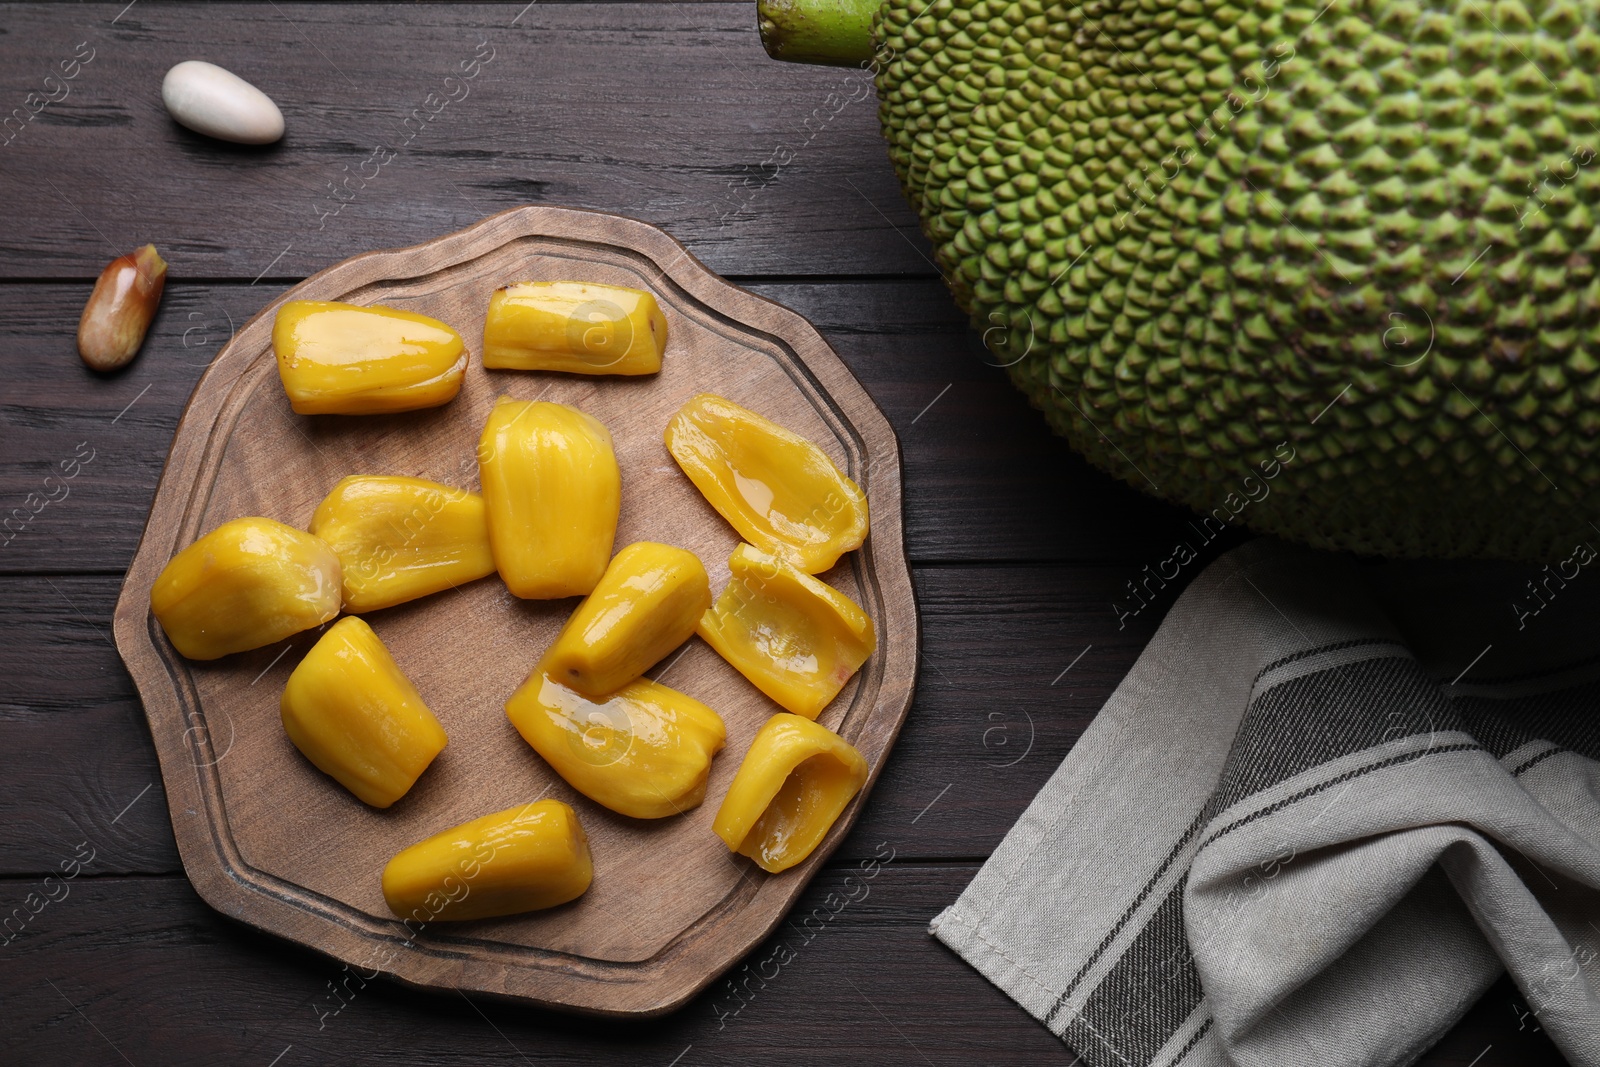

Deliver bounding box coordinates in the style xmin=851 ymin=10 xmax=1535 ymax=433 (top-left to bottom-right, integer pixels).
xmin=757 ymin=0 xmax=879 ymax=66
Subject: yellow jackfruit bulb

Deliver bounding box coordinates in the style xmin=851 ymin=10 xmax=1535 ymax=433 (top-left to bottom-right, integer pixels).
xmin=506 ymin=672 xmax=726 ymax=819
xmin=664 ymin=393 xmax=867 ymax=574
xmin=272 ymin=300 xmax=466 ymax=415
xmin=280 ymin=616 xmax=448 ymax=808
xmin=149 ymin=516 xmax=342 ymax=660
xmin=713 ymin=714 xmax=868 ymax=873
xmin=697 ymin=543 xmax=876 ymax=719
xmin=309 ymin=475 xmax=496 ymax=613
xmin=381 ymin=800 xmax=593 ymax=921
xmin=539 ymin=542 xmax=711 ymax=698
xmin=483 ymin=280 xmax=667 ymax=375
xmin=477 ymin=398 xmax=621 ymax=599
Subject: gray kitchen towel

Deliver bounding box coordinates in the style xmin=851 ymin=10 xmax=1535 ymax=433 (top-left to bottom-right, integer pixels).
xmin=931 ymin=537 xmax=1600 ymax=1067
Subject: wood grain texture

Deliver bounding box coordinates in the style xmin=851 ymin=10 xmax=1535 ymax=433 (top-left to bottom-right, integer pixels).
xmin=0 ymin=867 xmax=1089 ymax=1065
xmin=0 ymin=1 xmax=1563 ymax=1060
xmin=112 ymin=205 xmax=917 ymax=1016
xmin=0 ymin=2 xmax=931 ymax=280
xmin=0 ymin=872 xmax=1570 ymax=1066
xmin=0 ymin=281 xmax=1217 ymax=573
xmin=0 ymin=531 xmax=1546 ymax=1063
xmin=0 ymin=565 xmax=1172 ymax=878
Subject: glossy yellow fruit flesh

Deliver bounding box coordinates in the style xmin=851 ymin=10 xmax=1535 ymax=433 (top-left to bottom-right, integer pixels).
xmin=272 ymin=300 xmax=466 ymax=415
xmin=280 ymin=616 xmax=447 ymax=808
xmin=309 ymin=475 xmax=496 ymax=613
xmin=381 ymin=800 xmax=592 ymax=921
xmin=482 ymin=281 xmax=667 ymax=375
xmin=506 ymin=672 xmax=726 ymax=819
xmin=540 ymin=542 xmax=710 ymax=698
xmin=664 ymin=393 xmax=867 ymax=574
xmin=150 ymin=516 xmax=342 ymax=660
xmin=477 ymin=398 xmax=621 ymax=599
xmin=713 ymin=714 xmax=868 ymax=873
xmin=697 ymin=543 xmax=876 ymax=719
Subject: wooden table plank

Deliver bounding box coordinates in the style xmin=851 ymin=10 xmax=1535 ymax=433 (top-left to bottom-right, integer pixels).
xmin=0 ymin=868 xmax=1068 ymax=1065
xmin=0 ymin=869 xmax=1570 ymax=1066
xmin=0 ymin=3 xmax=1572 ymax=1061
xmin=0 ymin=565 xmax=1175 ymax=876
xmin=0 ymin=282 xmax=1208 ymax=574
xmin=0 ymin=2 xmax=931 ymax=280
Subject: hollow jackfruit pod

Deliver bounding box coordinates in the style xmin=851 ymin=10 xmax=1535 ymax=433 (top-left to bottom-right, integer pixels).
xmin=665 ymin=393 xmax=867 ymax=574
xmin=697 ymin=543 xmax=876 ymax=719
xmin=713 ymin=714 xmax=868 ymax=873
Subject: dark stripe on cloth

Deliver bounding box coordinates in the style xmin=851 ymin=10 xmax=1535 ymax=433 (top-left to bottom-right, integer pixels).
xmin=1051 ymin=652 xmax=1458 ymax=1052
xmin=1249 ymin=637 xmax=1405 ymax=688
xmin=1197 ymin=743 xmax=1485 ymax=854
xmin=1211 ymin=656 xmax=1460 ymax=815
xmin=1170 ymin=1016 xmax=1213 ymax=1066
xmin=1056 ymin=741 xmax=1479 ymax=1063
xmin=1510 ymin=746 xmax=1565 ymax=777
xmin=1449 ymin=697 xmax=1537 ymax=759
xmin=1044 ymin=809 xmax=1211 ymax=1028
xmin=1052 ymin=642 xmax=1580 ymax=1067
xmin=1061 ymin=885 xmax=1204 ymax=1067
xmin=1451 ymin=684 xmax=1600 ymax=761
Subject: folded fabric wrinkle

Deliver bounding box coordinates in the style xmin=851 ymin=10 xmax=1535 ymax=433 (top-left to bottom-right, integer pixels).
xmin=931 ymin=538 xmax=1600 ymax=1067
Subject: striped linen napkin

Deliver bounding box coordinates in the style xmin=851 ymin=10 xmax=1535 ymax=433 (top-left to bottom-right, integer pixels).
xmin=931 ymin=537 xmax=1600 ymax=1067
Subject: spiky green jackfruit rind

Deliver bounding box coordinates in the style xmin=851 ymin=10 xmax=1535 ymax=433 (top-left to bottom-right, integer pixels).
xmin=873 ymin=0 xmax=1600 ymax=559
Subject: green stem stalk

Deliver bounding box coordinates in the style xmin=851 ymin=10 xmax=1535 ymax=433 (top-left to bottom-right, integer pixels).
xmin=757 ymin=0 xmax=880 ymax=66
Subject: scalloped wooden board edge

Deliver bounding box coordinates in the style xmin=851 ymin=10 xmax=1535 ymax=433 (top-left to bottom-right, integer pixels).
xmin=111 ymin=206 xmax=917 ymax=1017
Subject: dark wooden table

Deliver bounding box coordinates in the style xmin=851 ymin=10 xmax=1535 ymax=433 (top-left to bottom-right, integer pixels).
xmin=0 ymin=3 xmax=1571 ymax=1064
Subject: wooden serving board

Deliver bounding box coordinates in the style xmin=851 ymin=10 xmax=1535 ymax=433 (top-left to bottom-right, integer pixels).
xmin=111 ymin=206 xmax=916 ymax=1017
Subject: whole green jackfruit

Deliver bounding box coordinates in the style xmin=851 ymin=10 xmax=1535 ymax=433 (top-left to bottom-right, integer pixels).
xmin=866 ymin=0 xmax=1600 ymax=559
